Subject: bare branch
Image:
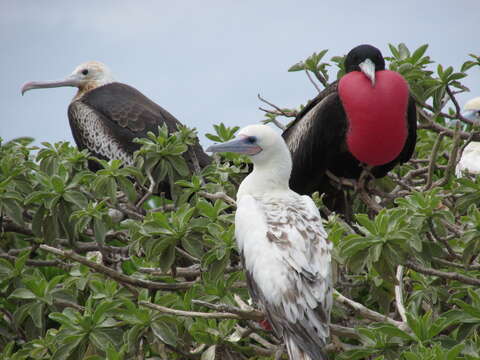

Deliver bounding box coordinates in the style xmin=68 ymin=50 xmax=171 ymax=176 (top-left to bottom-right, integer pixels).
xmin=198 ymin=191 xmax=236 ymax=207
xmin=304 ymin=69 xmax=321 ymax=93
xmin=394 ymin=265 xmax=408 ymax=323
xmin=334 ymin=290 xmax=409 ymax=331
xmin=424 ymin=132 xmax=445 ymax=190
xmin=432 ymin=257 xmax=480 ymax=270
xmin=135 ymin=170 xmax=155 ymax=208
xmin=39 ymin=244 xmax=195 ymax=290
xmin=405 ymin=260 xmax=480 ymax=286
xmin=257 ymin=94 xmax=297 ymax=118
xmin=140 ymin=300 xmax=247 ymax=320
xmin=417 ymin=106 xmax=480 ymax=141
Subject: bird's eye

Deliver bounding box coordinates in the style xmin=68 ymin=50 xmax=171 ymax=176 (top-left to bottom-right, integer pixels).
xmin=246 ymin=136 xmax=257 ymax=144
xmin=81 ymin=69 xmax=89 ymax=75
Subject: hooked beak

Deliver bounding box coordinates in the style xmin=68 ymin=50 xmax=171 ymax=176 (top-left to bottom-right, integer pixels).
xmin=21 ymin=74 xmax=82 ymax=95
xmin=206 ymin=136 xmax=262 ymax=156
xmin=358 ymin=58 xmax=376 ymax=87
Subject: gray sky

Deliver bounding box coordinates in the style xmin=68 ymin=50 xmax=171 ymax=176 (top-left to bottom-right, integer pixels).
xmin=1 ymin=0 xmax=478 ymax=147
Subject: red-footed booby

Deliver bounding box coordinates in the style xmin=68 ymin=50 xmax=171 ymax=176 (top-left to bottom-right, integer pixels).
xmin=21 ymin=61 xmax=210 ymax=171
xmin=282 ymin=45 xmax=417 ymax=209
xmin=207 ymin=124 xmax=332 ymax=360
xmin=456 ymin=97 xmax=480 ymax=177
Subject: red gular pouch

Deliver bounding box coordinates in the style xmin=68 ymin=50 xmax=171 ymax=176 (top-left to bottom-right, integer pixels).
xmin=338 ymin=70 xmax=410 ymax=166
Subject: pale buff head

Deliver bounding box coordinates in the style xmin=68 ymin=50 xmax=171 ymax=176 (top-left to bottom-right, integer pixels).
xmin=21 ymin=61 xmax=115 ymax=99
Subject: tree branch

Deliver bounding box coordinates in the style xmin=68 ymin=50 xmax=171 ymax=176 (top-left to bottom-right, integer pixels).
xmin=198 ymin=191 xmax=236 ymax=207
xmin=334 ymin=290 xmax=408 ymax=331
xmin=394 ymin=265 xmax=408 ymax=323
xmin=405 ymin=260 xmax=480 ymax=286
xmin=39 ymin=244 xmax=195 ymax=290
xmin=257 ymin=94 xmax=297 ymax=118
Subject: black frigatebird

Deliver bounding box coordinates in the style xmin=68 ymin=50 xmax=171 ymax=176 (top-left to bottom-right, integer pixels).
xmin=283 ymin=44 xmax=417 ymax=206
xmin=21 ymin=61 xmax=210 ymax=171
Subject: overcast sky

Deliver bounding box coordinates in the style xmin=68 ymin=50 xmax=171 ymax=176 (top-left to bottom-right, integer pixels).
xmin=1 ymin=0 xmax=478 ymax=147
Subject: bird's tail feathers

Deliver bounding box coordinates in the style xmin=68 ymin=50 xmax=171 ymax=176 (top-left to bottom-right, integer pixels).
xmin=285 ymin=335 xmax=328 ymax=360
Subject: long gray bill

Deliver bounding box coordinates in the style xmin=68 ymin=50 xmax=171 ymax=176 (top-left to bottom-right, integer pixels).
xmin=206 ymin=138 xmax=262 ymax=155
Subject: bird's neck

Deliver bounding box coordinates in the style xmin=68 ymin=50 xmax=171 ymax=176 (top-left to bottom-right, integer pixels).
xmin=237 ymin=160 xmax=291 ymax=199
xmin=74 ymin=80 xmax=113 ymax=101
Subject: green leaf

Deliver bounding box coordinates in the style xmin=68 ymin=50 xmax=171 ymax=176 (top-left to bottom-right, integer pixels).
xmin=2 ymin=198 xmax=24 ymax=226
xmin=30 ymin=301 xmax=44 ymax=329
xmin=63 ymin=190 xmax=88 ymax=208
xmin=9 ymin=287 xmax=36 ymax=300
xmin=94 ymin=217 xmax=107 ymax=244
xmin=151 ymin=319 xmax=178 ymax=346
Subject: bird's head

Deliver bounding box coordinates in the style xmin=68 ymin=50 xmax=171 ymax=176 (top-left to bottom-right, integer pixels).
xmin=21 ymin=61 xmax=115 ymax=98
xmin=344 ymin=44 xmax=385 ymax=87
xmin=207 ymin=124 xmax=291 ymax=169
xmin=462 ymin=97 xmax=480 ymax=123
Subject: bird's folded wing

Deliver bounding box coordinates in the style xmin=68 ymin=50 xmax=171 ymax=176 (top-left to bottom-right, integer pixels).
xmin=81 ymin=82 xmax=181 ymax=135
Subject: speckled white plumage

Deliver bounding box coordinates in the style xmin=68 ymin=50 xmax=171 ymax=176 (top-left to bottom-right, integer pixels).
xmin=231 ymin=124 xmax=332 ymax=360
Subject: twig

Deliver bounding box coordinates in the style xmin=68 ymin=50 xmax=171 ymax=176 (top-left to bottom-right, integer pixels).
xmin=257 ymin=94 xmax=297 ymax=118
xmin=428 ymin=220 xmax=460 ymax=260
xmin=192 ymin=299 xmax=263 ymax=320
xmin=432 ymin=257 xmax=480 ymax=270
xmin=198 ymin=191 xmax=236 ymax=207
xmin=405 ymin=260 xmax=480 ymax=286
xmin=417 ymin=107 xmax=480 ymax=141
xmin=136 ymin=170 xmax=155 ymax=208
xmin=139 ymin=300 xmax=249 ymax=320
xmin=139 ymin=264 xmax=242 ymax=277
xmin=39 ymin=244 xmax=195 ymax=290
xmin=304 ymin=69 xmax=321 ymax=93
xmin=334 ymin=290 xmax=409 ymax=331
xmin=143 ymin=299 xmax=359 ymax=339
xmin=0 ymin=253 xmax=72 ymax=269
xmin=394 ymin=265 xmax=408 ymax=323
xmin=175 ymin=247 xmax=201 ymax=263
xmin=423 ymin=132 xmax=445 ymax=190
xmin=446 ymin=86 xmax=477 ymax=126
xmin=432 ymin=124 xmax=462 ymax=188
xmin=260 ymin=114 xmax=287 ymax=131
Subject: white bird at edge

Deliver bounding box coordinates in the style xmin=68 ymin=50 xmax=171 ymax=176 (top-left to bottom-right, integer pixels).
xmin=207 ymin=124 xmax=332 ymax=360
xmin=456 ymin=97 xmax=480 ymax=177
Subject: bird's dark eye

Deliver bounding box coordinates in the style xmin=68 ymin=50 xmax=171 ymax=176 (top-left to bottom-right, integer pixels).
xmin=82 ymin=69 xmax=89 ymax=75
xmin=246 ymin=136 xmax=257 ymax=144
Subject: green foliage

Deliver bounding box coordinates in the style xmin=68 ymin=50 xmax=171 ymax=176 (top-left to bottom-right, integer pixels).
xmin=1 ymin=44 xmax=480 ymax=359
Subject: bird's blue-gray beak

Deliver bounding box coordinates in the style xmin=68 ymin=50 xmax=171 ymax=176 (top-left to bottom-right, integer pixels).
xmin=206 ymin=136 xmax=262 ymax=156
xmin=359 ymin=58 xmax=376 ymax=87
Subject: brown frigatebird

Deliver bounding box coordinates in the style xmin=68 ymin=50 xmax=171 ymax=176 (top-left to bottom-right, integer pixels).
xmin=21 ymin=61 xmax=210 ymax=171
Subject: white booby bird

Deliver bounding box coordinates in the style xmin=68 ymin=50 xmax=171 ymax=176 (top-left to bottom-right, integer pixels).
xmin=21 ymin=61 xmax=210 ymax=171
xmin=456 ymin=97 xmax=480 ymax=177
xmin=207 ymin=124 xmax=332 ymax=360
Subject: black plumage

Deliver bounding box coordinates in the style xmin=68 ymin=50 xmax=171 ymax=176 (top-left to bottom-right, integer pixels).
xmin=283 ymin=45 xmax=417 ymax=198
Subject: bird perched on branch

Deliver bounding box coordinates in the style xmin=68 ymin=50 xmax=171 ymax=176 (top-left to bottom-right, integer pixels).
xmin=208 ymin=124 xmax=332 ymax=360
xmin=21 ymin=61 xmax=210 ymax=171
xmin=456 ymin=97 xmax=480 ymax=177
xmin=283 ymin=45 xmax=417 ymax=211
